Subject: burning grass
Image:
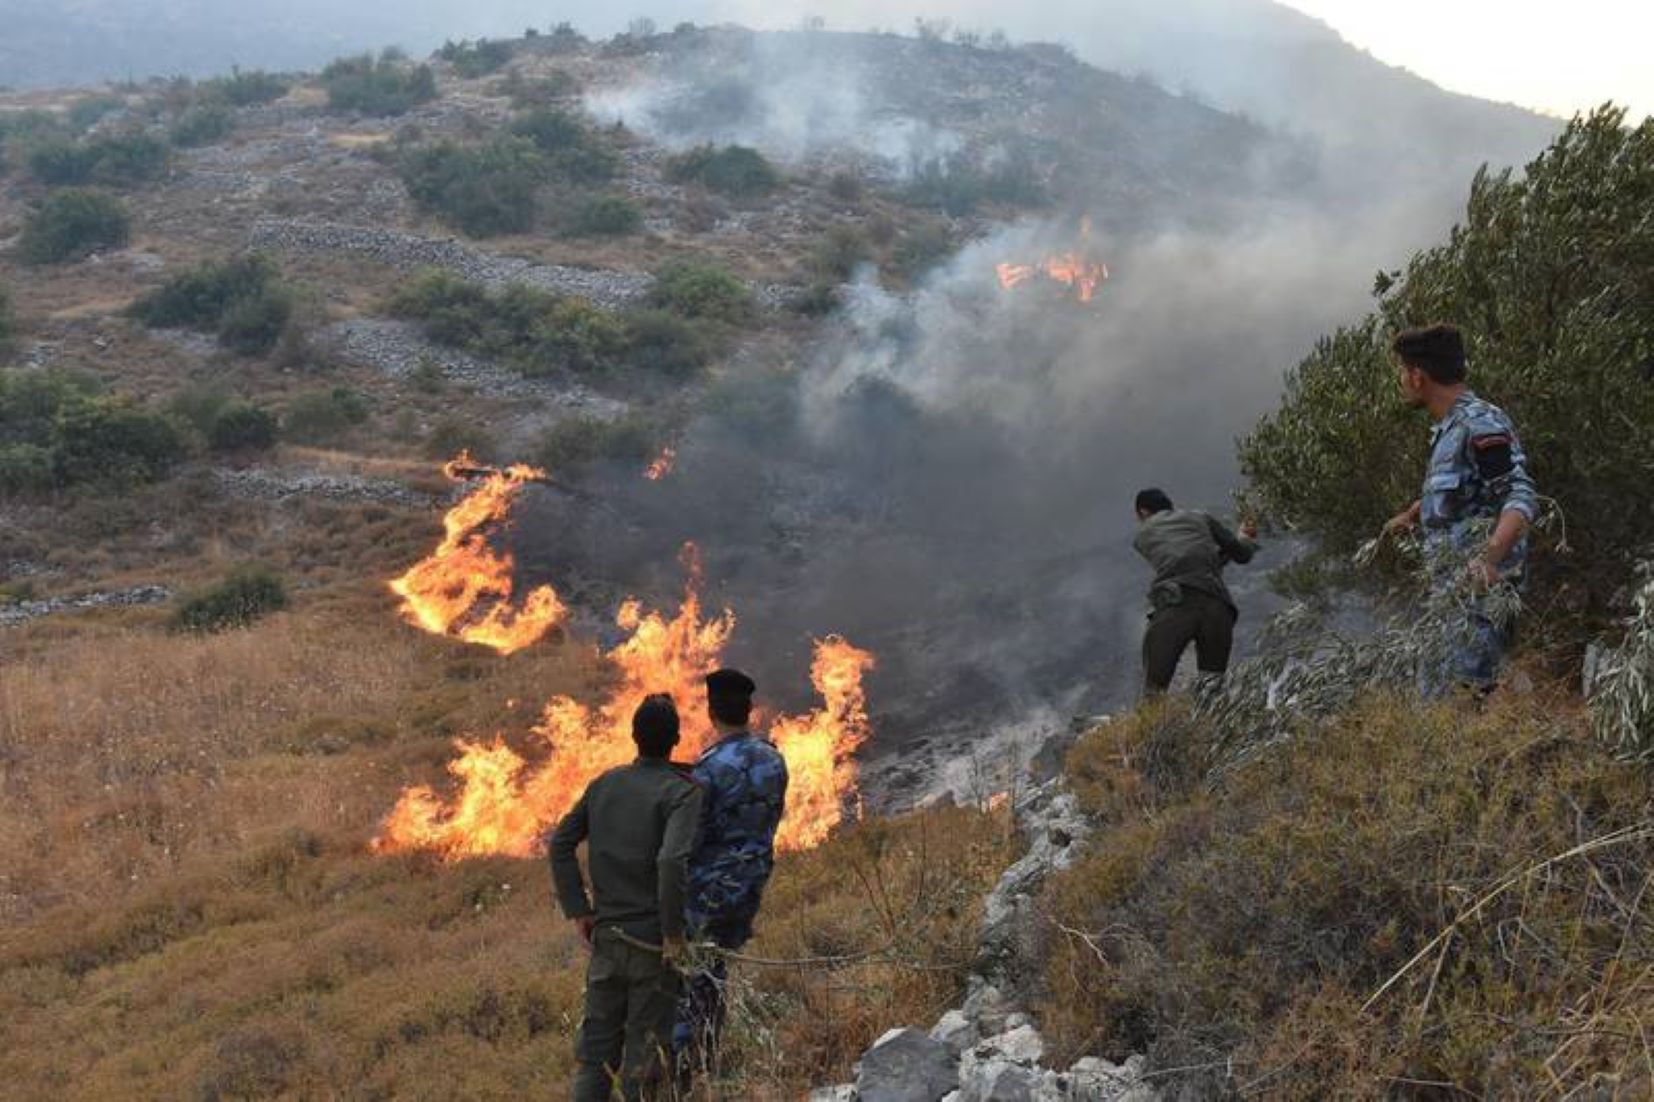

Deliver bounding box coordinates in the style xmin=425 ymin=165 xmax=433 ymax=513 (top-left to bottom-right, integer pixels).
xmin=1039 ymin=694 xmax=1654 ymax=1098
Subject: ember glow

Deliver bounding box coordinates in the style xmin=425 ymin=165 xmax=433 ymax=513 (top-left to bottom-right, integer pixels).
xmin=377 ymin=544 xmax=877 ymax=858
xmin=644 ymin=446 xmax=677 ymax=481
xmin=388 ymin=452 xmax=566 ymax=654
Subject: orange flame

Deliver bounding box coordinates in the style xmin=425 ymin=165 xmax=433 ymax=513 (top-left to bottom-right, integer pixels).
xmin=375 ymin=554 xmax=875 ymax=858
xmin=644 ymin=446 xmax=677 ymax=482
xmin=388 ymin=452 xmax=567 ymax=655
xmin=996 ymin=219 xmax=1110 ymax=302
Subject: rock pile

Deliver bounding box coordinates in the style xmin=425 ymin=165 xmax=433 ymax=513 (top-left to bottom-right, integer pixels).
xmin=813 ymin=742 xmax=1157 ymax=1102
xmin=0 ymin=585 xmax=172 ymax=628
xmin=211 ymin=466 xmax=437 ymax=509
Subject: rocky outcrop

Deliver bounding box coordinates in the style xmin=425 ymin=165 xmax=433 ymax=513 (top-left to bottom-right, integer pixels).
xmin=815 ymin=734 xmax=1157 ymax=1102
xmin=0 ymin=585 xmax=172 ymax=628
xmin=211 ymin=466 xmax=437 ymax=509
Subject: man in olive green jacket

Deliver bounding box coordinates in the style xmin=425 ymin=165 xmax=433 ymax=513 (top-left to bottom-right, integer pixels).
xmin=550 ymin=694 xmax=703 ymax=1101
xmin=1132 ymin=488 xmax=1260 ymax=695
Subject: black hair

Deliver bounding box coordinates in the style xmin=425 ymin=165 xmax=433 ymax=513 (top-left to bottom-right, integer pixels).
xmin=632 ymin=693 xmax=680 ymax=758
xmin=1392 ymin=324 xmax=1466 ymax=385
xmin=1134 ymin=488 xmax=1174 ymax=515
xmin=706 ymin=668 xmax=755 ymax=727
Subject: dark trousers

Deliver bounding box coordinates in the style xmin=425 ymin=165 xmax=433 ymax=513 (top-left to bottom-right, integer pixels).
xmin=573 ymin=928 xmax=681 ymax=1102
xmin=1142 ymin=589 xmax=1236 ymax=694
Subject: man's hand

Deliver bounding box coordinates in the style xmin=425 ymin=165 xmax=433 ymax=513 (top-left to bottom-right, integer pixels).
xmin=574 ymin=915 xmax=596 ymax=948
xmin=1466 ymin=555 xmax=1501 ymax=590
xmin=1383 ymin=502 xmax=1421 ymax=539
xmin=659 ymin=935 xmax=688 ymax=970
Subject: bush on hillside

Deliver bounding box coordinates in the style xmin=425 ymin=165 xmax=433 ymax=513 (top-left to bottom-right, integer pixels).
xmin=1240 ymin=107 xmax=1654 ymax=636
xmin=172 ymin=566 xmax=288 ymax=633
xmin=0 ymin=443 xmax=55 ymax=494
xmin=500 ymin=69 xmax=581 ymax=108
xmin=621 ymin=309 xmax=716 ymax=378
xmin=18 ymin=189 xmax=131 ymax=264
xmin=809 ymin=224 xmax=872 ymax=282
xmin=665 ymin=143 xmax=780 ymax=198
xmin=0 ymin=285 xmax=15 ymax=348
xmin=388 ymin=271 xmax=630 ymax=377
xmin=648 ymin=259 xmax=753 ymax=324
xmin=399 ymin=137 xmax=546 ymax=236
xmin=507 ymin=109 xmax=618 ymax=183
xmin=128 ymin=254 xmax=293 ymax=355
xmin=321 ymin=53 xmax=437 ymax=116
xmin=68 ymin=96 xmax=126 ymax=131
xmin=282 ymin=388 xmax=369 ymax=445
xmin=439 ymin=38 xmax=513 ymax=79
xmin=902 ymin=146 xmax=1046 ymax=214
xmin=206 ymin=403 xmax=278 ymax=452
xmin=566 ymin=194 xmax=642 ymax=236
xmin=28 ymin=132 xmax=169 ymax=188
xmin=535 ymin=414 xmax=655 ymax=470
xmin=197 ymin=68 xmax=291 ymax=107
xmin=51 ymin=395 xmax=186 ymax=486
xmin=169 ymin=104 xmax=234 ymax=148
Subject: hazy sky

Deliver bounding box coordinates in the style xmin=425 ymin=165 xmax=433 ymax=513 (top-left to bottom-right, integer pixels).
xmin=1279 ymin=0 xmax=1654 ymax=121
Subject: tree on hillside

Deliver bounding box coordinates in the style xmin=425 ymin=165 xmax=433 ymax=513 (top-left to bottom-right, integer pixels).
xmin=18 ymin=189 xmax=131 ymax=264
xmin=1240 ymin=107 xmax=1654 ymax=637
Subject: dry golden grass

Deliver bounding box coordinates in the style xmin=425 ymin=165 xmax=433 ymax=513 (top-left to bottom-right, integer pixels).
xmin=1040 ymin=694 xmax=1654 ymax=1099
xmin=0 ymin=605 xmax=1009 ymax=1099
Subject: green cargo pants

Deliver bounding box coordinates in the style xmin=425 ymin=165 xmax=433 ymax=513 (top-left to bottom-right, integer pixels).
xmin=572 ymin=927 xmax=681 ymax=1102
xmin=1142 ymin=587 xmax=1236 ymax=695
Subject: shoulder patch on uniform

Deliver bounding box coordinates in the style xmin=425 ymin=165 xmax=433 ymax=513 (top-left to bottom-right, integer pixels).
xmin=1470 ymin=433 xmax=1515 ymax=479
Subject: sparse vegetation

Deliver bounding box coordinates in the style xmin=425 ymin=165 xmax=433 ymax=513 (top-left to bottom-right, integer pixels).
xmin=18 ymin=188 xmax=131 ymax=264
xmin=500 ymin=69 xmax=580 ymax=108
xmin=320 ymin=52 xmax=437 ymax=116
xmin=665 ymin=143 xmax=781 ymax=198
xmin=128 ymin=254 xmax=295 ymax=356
xmin=197 ymin=68 xmax=291 ymax=107
xmin=506 ymin=108 xmax=618 ymax=183
xmin=0 ymin=285 xmax=15 ymax=349
xmin=902 ymin=147 xmax=1047 ymax=214
xmin=172 ymin=565 xmax=289 ymax=633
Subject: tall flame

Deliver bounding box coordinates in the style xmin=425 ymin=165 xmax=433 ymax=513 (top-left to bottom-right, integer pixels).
xmin=388 ymin=452 xmax=566 ymax=655
xmin=376 ymin=553 xmax=875 ymax=858
xmin=644 ymin=446 xmax=677 ymax=482
xmin=996 ymin=218 xmax=1110 ymax=302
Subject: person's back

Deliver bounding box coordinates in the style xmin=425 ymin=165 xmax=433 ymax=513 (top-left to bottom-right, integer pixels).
xmin=1130 ymin=489 xmax=1259 ymax=695
xmin=550 ymin=695 xmax=701 ymax=1102
xmin=687 ymin=731 xmax=788 ymax=942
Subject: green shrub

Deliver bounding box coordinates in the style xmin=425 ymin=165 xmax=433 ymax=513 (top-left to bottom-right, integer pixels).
xmin=321 ymin=53 xmax=437 ymax=116
xmin=1240 ymin=108 xmax=1654 ymax=636
xmin=166 ymin=383 xmax=230 ymax=437
xmin=648 ymin=259 xmax=753 ymax=324
xmin=567 ymin=194 xmax=642 ymax=236
xmin=665 ymin=144 xmax=780 ymax=197
xmin=622 ymin=309 xmax=715 ymax=378
xmin=389 ymin=272 xmax=628 ymax=377
xmin=399 ymin=137 xmax=546 ymax=236
xmin=172 ymin=566 xmax=288 ymax=633
xmin=535 ymin=414 xmax=655 ymax=470
xmin=282 ymin=388 xmax=369 ymax=445
xmin=197 ymin=69 xmax=290 ymax=107
xmin=169 ymin=104 xmax=234 ymax=147
xmin=206 ymin=403 xmax=278 ymax=452
xmin=128 ymin=254 xmax=293 ymax=355
xmin=68 ymin=96 xmax=125 ymax=131
xmin=0 ymin=443 xmax=55 ymax=494
xmin=0 ymin=285 xmax=15 ymax=347
xmin=501 ymin=70 xmax=580 ymax=109
xmin=507 ymin=109 xmax=618 ymax=183
xmin=51 ymin=397 xmax=186 ymax=485
xmin=28 ymin=132 xmax=169 ymax=188
xmin=809 ymin=224 xmax=871 ymax=281
xmin=902 ymin=148 xmax=1045 ymax=215
xmin=19 ymin=189 xmax=131 ymax=264
xmin=439 ymin=39 xmax=513 ymax=79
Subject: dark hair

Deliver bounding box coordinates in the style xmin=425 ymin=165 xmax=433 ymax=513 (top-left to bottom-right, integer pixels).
xmin=632 ymin=693 xmax=680 ymax=758
xmin=706 ymin=668 xmax=755 ymax=727
xmin=1391 ymin=324 xmax=1466 ymax=384
xmin=1134 ymin=488 xmax=1173 ymax=515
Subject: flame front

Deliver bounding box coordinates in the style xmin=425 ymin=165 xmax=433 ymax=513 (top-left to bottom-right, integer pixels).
xmin=376 ymin=559 xmax=874 ymax=858
xmin=996 ymin=253 xmax=1109 ymax=302
xmin=388 ymin=452 xmax=566 ymax=655
xmin=644 ymin=446 xmax=677 ymax=481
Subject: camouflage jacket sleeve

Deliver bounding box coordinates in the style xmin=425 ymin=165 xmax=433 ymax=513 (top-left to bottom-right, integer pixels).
xmin=1462 ymin=403 xmax=1538 ymax=523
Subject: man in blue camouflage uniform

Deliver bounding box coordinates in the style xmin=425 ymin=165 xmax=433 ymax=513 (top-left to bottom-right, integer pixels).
xmin=1382 ymin=324 xmax=1539 ymax=694
xmin=673 ymin=667 xmax=789 ymax=1084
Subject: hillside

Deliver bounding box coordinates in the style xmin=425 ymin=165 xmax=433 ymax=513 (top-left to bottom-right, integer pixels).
xmin=1 ymin=18 xmax=1635 ymax=1102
